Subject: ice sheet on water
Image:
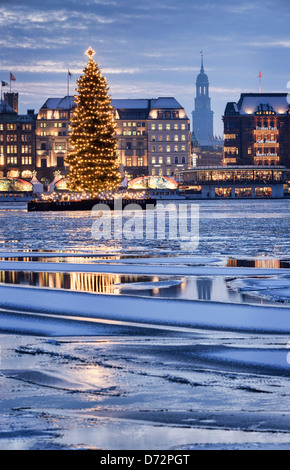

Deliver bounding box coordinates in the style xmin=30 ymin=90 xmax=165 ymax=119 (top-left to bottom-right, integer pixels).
xmin=230 ymin=275 xmax=290 ymax=303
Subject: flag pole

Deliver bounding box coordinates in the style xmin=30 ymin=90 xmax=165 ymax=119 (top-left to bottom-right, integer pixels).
xmin=259 ymin=71 xmax=262 ymax=93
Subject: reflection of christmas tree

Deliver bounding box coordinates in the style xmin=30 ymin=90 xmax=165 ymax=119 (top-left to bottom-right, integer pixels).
xmin=66 ymin=47 xmax=121 ymax=195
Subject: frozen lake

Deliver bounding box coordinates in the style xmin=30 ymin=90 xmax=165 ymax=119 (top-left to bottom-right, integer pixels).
xmin=0 ymin=199 xmax=290 ymax=450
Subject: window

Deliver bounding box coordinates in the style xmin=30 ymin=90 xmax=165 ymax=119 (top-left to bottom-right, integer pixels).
xmin=165 ymin=111 xmax=171 ymax=119
xmin=152 ymin=145 xmax=156 ymax=152
xmin=22 ymin=124 xmax=32 ymax=131
xmin=137 ymin=157 xmax=143 ymax=166
xmin=7 ymin=145 xmax=17 ymax=154
xmin=158 ymin=156 xmax=163 ymax=164
xmin=41 ymin=143 xmax=46 ymax=150
xmin=174 ymin=135 xmax=178 ymax=141
xmin=175 ymin=157 xmax=178 ymax=164
xmin=166 ymin=156 xmax=171 ymax=165
xmin=174 ymin=145 xmax=178 ymax=152
xmin=0 ymin=154 xmax=4 ymax=166
xmin=166 ymin=145 xmax=170 ymax=152
xmin=158 ymin=145 xmax=163 ymax=152
xmin=166 ymin=135 xmax=170 ymax=141
xmin=157 ymin=111 xmax=163 ymax=119
xmin=174 ymin=124 xmax=178 ymax=130
xmin=158 ymin=135 xmax=162 ymax=141
xmin=158 ymin=124 xmax=162 ymax=130
xmin=182 ymin=157 xmax=185 ymax=164
xmin=166 ymin=168 xmax=171 ymax=176
xmin=126 ymin=157 xmax=132 ymax=167
xmin=126 ymin=142 xmax=132 ymax=150
xmin=152 ymin=157 xmax=156 ymax=164
xmin=151 ymin=135 xmax=156 ymax=141
xmin=41 ymin=158 xmax=47 ymax=168
xmin=181 ymin=145 xmax=186 ymax=152
xmin=166 ymin=124 xmax=170 ymax=130
xmin=159 ymin=168 xmax=163 ymax=176
xmin=181 ymin=124 xmax=186 ymax=130
xmin=55 ymin=142 xmax=66 ymax=151
xmin=152 ymin=168 xmax=156 ymax=176
xmin=7 ymin=156 xmax=17 ymax=164
xmin=151 ymin=124 xmax=156 ymax=130
xmin=7 ymin=124 xmax=16 ymax=131
xmin=21 ymin=145 xmax=32 ymax=154
xmin=21 ymin=156 xmax=32 ymax=165
xmin=7 ymin=134 xmax=17 ymax=142
xmin=181 ymin=134 xmax=186 ymax=141
xmin=40 ymin=123 xmax=46 ymax=128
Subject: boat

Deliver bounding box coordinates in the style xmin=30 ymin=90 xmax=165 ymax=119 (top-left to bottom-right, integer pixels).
xmin=27 ymin=197 xmax=157 ymax=212
xmin=0 ymin=192 xmax=34 ymax=202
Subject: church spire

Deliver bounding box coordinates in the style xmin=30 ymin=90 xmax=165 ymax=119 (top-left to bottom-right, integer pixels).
xmin=200 ymin=51 xmax=204 ymax=73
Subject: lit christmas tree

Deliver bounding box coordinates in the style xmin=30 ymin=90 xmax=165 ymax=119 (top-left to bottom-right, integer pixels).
xmin=66 ymin=47 xmax=121 ymax=195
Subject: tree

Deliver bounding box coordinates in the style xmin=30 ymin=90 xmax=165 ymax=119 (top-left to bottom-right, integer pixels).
xmin=66 ymin=47 xmax=121 ymax=195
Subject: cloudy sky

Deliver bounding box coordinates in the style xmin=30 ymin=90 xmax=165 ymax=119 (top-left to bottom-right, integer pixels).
xmin=0 ymin=0 xmax=289 ymax=135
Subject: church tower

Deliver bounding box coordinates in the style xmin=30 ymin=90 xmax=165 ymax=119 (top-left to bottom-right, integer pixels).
xmin=192 ymin=53 xmax=214 ymax=147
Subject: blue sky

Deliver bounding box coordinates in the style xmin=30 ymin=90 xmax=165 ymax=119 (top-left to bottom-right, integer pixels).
xmin=0 ymin=0 xmax=289 ymax=135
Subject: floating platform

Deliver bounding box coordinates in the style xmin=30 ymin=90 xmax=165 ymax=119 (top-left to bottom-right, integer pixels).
xmin=27 ymin=198 xmax=157 ymax=212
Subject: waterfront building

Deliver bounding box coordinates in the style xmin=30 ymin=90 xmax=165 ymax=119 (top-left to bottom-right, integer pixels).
xmin=35 ymin=96 xmax=74 ymax=181
xmin=109 ymin=97 xmax=191 ymax=180
xmin=223 ymin=93 xmax=290 ymax=167
xmin=0 ymin=94 xmax=36 ymax=180
xmin=192 ymin=54 xmax=214 ymax=147
xmin=178 ymin=165 xmax=288 ymax=199
xmin=35 ymin=96 xmax=190 ymax=183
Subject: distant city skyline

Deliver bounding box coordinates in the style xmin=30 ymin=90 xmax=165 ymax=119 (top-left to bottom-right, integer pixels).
xmin=0 ymin=0 xmax=289 ymax=136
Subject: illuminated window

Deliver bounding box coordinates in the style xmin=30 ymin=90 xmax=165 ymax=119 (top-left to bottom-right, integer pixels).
xmin=151 ymin=135 xmax=156 ymax=141
xmin=181 ymin=134 xmax=186 ymax=141
xmin=166 ymin=156 xmax=171 ymax=164
xmin=137 ymin=157 xmax=143 ymax=166
xmin=166 ymin=145 xmax=170 ymax=152
xmin=159 ymin=168 xmax=163 ymax=176
xmin=151 ymin=124 xmax=156 ymax=130
xmin=159 ymin=156 xmax=163 ymax=164
xmin=21 ymin=145 xmax=32 ymax=154
xmin=158 ymin=124 xmax=162 ymax=130
xmin=7 ymin=156 xmax=17 ymax=164
xmin=174 ymin=135 xmax=178 ymax=141
xmin=152 ymin=168 xmax=156 ymax=176
xmin=21 ymin=156 xmax=32 ymax=165
xmin=166 ymin=124 xmax=170 ymax=130
xmin=126 ymin=157 xmax=132 ymax=167
xmin=152 ymin=157 xmax=156 ymax=164
xmin=7 ymin=145 xmax=17 ymax=154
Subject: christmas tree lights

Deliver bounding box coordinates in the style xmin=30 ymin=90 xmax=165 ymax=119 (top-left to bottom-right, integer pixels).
xmin=66 ymin=47 xmax=121 ymax=195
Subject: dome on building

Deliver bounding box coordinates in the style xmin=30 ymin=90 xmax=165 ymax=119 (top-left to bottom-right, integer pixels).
xmin=196 ymin=71 xmax=209 ymax=84
xmin=196 ymin=53 xmax=209 ymax=83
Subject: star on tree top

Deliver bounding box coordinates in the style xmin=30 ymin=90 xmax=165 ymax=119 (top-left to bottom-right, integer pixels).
xmin=85 ymin=47 xmax=95 ymax=60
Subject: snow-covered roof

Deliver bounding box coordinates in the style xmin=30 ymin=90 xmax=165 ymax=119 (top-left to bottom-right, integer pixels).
xmin=111 ymin=99 xmax=150 ymax=110
xmin=41 ymin=96 xmax=75 ymax=110
xmin=237 ymin=93 xmax=289 ymax=115
xmin=0 ymin=100 xmax=16 ymax=114
xmin=151 ymin=97 xmax=183 ymax=109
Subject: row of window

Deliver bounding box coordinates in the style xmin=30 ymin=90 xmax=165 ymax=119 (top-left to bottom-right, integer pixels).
xmin=123 ymin=121 xmax=187 ymax=130
xmin=0 ymin=124 xmax=32 ymax=131
xmin=0 ymin=156 xmax=32 ymax=165
xmin=0 ymin=135 xmax=33 ymax=143
xmin=39 ymin=132 xmax=67 ymax=137
xmin=152 ymin=135 xmax=187 ymax=142
xmin=152 ymin=156 xmax=186 ymax=165
xmin=152 ymin=168 xmax=173 ymax=177
xmin=151 ymin=145 xmax=187 ymax=152
xmin=125 ymin=156 xmax=186 ymax=167
xmin=150 ymin=123 xmax=187 ymax=131
xmin=0 ymin=145 xmax=32 ymax=154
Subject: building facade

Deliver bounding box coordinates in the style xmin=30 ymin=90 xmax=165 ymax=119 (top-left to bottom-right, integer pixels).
xmin=35 ymin=96 xmax=75 ymax=181
xmin=0 ymin=95 xmax=36 ymax=180
xmin=192 ymin=54 xmax=214 ymax=147
xmin=112 ymin=97 xmax=191 ymax=180
xmin=223 ymin=93 xmax=290 ymax=167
